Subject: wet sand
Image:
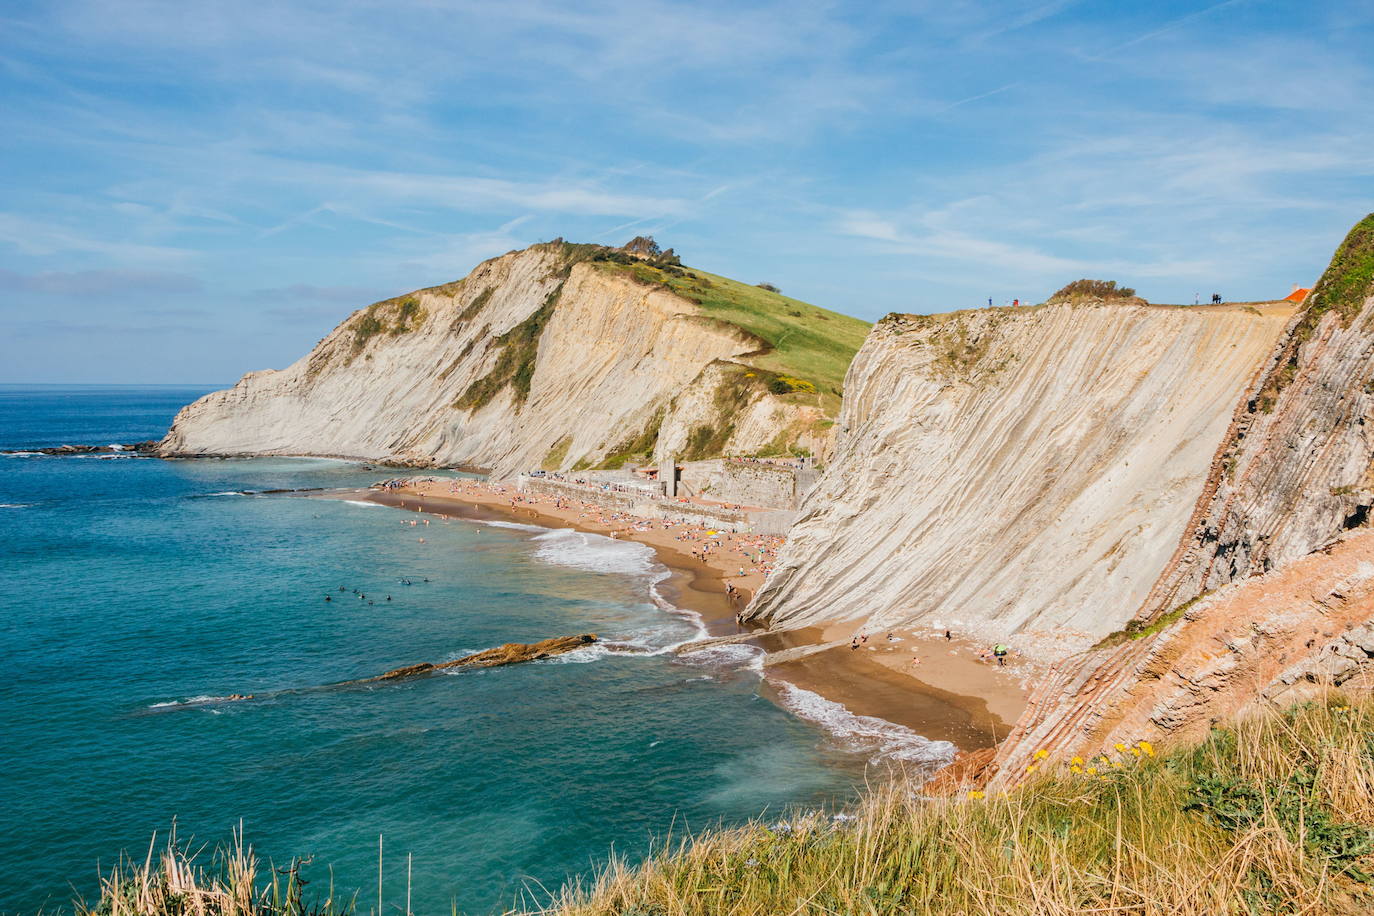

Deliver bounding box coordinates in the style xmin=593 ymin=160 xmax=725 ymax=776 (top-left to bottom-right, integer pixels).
xmin=359 ymin=478 xmax=1032 ymax=751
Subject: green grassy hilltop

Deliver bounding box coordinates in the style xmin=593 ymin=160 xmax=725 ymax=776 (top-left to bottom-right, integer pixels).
xmin=590 ymin=257 xmax=870 ymax=407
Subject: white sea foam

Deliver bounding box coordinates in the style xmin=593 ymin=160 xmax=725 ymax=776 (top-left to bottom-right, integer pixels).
xmin=148 ymin=695 xmax=222 ymax=708
xmin=0 ymin=503 xmax=31 ymax=508
xmin=677 ymin=642 xmax=766 ymax=672
xmin=343 ymin=500 xmax=384 ymax=508
xmin=484 ymin=520 xmax=547 ymax=532
xmin=531 ymin=528 xmax=659 ymax=577
xmin=542 ymin=643 xmax=615 ymax=664
xmin=203 ymin=491 xmax=245 ymax=497
xmin=647 ymin=577 xmax=710 ymax=647
xmin=773 ymin=681 xmax=957 ymax=768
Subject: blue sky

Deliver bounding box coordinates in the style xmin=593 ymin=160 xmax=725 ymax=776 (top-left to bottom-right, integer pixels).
xmin=1 ymin=0 xmax=1371 ymax=383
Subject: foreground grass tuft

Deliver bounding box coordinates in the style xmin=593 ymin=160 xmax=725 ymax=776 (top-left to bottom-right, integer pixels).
xmin=70 ymin=695 xmax=1374 ymax=915
xmin=550 ymin=693 xmax=1374 ymax=916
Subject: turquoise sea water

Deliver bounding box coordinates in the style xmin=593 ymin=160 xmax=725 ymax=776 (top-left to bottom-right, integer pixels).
xmin=0 ymin=385 xmax=953 ymax=914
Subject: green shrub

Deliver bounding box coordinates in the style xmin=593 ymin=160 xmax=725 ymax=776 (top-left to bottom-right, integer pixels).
xmin=1256 ymin=213 xmax=1374 ymax=411
xmin=1048 ymin=279 xmax=1138 ymax=302
xmin=454 ymin=284 xmax=562 ymax=411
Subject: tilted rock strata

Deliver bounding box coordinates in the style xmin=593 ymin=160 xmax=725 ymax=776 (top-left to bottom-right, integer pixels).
xmin=161 ymin=244 xmax=830 ymax=477
xmin=744 ymin=301 xmax=1294 ymax=657
xmin=1142 ymin=227 xmax=1374 ymax=617
xmin=985 ymin=217 xmax=1374 ymax=778
xmin=988 ymin=530 xmax=1374 ymax=782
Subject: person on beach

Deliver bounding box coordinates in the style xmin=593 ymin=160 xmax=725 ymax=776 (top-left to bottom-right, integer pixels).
xmin=993 ymin=644 xmax=1009 ymax=667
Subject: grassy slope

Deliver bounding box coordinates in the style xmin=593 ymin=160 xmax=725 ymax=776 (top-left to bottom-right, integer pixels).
xmin=74 ymin=694 xmax=1374 ymax=915
xmin=552 ymin=694 xmax=1374 ymax=916
xmin=590 ymin=260 xmax=871 ymax=411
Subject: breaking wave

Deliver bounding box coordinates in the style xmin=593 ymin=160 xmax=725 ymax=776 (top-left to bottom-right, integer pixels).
xmin=484 ymin=520 xmax=547 ymax=532
xmin=147 ymin=695 xmax=227 ymax=709
xmin=773 ymin=681 xmax=957 ymax=768
xmin=531 ymin=528 xmax=659 ymax=578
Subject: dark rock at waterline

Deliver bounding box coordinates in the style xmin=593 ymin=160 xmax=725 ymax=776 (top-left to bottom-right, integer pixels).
xmin=369 ymin=634 xmax=598 ymax=682
xmin=2 ymin=441 xmax=160 ymax=456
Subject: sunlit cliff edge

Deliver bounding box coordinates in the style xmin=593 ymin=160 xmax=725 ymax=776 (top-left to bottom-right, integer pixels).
xmin=159 ymin=240 xmax=869 ymax=477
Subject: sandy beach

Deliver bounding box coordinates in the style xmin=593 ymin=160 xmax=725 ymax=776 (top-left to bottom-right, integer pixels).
xmin=363 ymin=477 xmax=1033 ymax=753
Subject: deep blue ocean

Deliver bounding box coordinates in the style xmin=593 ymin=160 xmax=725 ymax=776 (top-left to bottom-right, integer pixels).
xmin=0 ymin=385 xmax=943 ymax=914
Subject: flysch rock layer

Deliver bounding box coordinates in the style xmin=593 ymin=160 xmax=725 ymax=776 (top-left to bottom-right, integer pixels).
xmin=984 ymin=529 xmax=1374 ymax=785
xmin=988 ymin=217 xmax=1374 ymax=777
xmin=744 ymin=299 xmax=1295 ymax=659
xmin=160 ymin=243 xmax=823 ymax=477
xmin=1142 ymin=223 xmax=1374 ymax=615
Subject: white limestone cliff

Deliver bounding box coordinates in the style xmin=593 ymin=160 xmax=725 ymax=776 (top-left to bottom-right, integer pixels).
xmin=160 ymin=243 xmax=836 ymax=477
xmin=744 ymin=300 xmax=1296 ymax=659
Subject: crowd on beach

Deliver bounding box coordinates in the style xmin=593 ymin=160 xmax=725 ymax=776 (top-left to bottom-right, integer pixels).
xmin=419 ymin=477 xmax=785 ymax=589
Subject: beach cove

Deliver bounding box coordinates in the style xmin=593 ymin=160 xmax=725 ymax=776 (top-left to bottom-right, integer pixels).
xmin=364 ymin=476 xmax=1032 ymax=754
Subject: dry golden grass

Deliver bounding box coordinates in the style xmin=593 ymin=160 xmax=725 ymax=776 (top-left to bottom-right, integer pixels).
xmin=547 ymin=693 xmax=1374 ymax=916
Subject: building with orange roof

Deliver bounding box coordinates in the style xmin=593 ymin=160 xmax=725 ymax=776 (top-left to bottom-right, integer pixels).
xmin=1285 ymin=285 xmax=1311 ymax=303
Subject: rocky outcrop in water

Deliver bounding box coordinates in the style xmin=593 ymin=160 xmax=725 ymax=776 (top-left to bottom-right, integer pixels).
xmin=369 ymin=634 xmax=599 ymax=680
xmin=2 ymin=441 xmax=160 ymax=455
xmin=159 ymin=242 xmax=862 ymax=477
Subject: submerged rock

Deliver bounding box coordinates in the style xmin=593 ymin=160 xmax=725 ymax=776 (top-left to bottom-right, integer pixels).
xmin=370 ymin=634 xmax=598 ymax=681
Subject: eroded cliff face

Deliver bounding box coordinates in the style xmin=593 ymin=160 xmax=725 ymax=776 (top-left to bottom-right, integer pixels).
xmin=1142 ymin=216 xmax=1374 ymax=617
xmin=987 ymin=215 xmax=1374 ymax=776
xmin=986 ymin=530 xmax=1374 ymax=784
xmin=744 ymin=300 xmax=1295 ymax=657
xmin=161 ymin=243 xmax=837 ymax=476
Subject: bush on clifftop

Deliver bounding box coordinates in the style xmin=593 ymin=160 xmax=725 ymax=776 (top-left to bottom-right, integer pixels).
xmin=1047 ymin=278 xmax=1139 ymax=303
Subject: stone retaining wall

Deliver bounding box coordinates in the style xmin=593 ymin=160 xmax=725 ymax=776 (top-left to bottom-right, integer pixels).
xmin=677 ymin=459 xmax=817 ymax=510
xmin=517 ymin=476 xmax=796 ymax=534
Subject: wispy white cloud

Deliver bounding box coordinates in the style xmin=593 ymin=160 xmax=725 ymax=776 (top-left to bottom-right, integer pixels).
xmin=2 ymin=0 xmax=1372 ymax=380
xmin=0 ymin=267 xmax=201 ymax=296
xmin=0 ymin=213 xmax=193 ymax=262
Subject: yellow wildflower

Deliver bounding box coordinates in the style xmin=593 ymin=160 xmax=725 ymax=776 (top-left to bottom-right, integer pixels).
xmin=1033 ymin=749 xmax=1049 ymax=760
xmin=967 ymin=790 xmax=985 ymax=800
xmin=1070 ymin=765 xmax=1083 ymax=774
xmin=1113 ymin=742 xmax=1127 ymax=752
xmin=1071 ymin=756 xmax=1084 ymax=766
xmin=1086 ymin=766 xmax=1098 ymax=776
xmin=1139 ymin=741 xmax=1155 ymax=757
xmin=1026 ymin=764 xmax=1038 ymax=773
xmin=1130 ymin=747 xmax=1141 ymax=757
